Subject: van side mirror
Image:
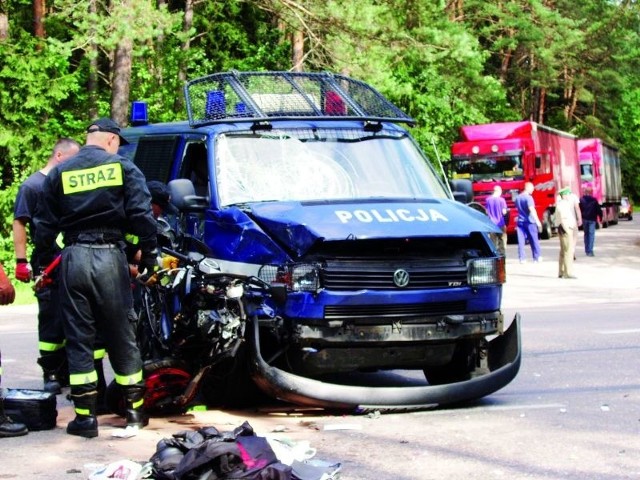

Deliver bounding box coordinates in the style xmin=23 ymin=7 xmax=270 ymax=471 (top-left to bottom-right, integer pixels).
xmin=168 ymin=178 xmax=209 ymax=213
xmin=449 ymin=179 xmax=474 ymax=204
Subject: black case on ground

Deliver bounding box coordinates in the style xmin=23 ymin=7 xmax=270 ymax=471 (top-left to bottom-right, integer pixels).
xmin=2 ymin=388 xmax=57 ymax=431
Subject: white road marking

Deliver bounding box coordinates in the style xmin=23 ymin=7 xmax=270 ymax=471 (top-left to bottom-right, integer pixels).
xmin=595 ymin=329 xmax=640 ymax=334
xmin=411 ymin=403 xmax=566 ymax=415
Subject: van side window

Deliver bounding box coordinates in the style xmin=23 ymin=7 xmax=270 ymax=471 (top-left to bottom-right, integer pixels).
xmin=133 ymin=136 xmax=180 ymax=183
xmin=180 ymin=142 xmax=209 ymax=198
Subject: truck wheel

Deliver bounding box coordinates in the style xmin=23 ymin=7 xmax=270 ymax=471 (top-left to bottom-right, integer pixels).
xmin=540 ymin=212 xmax=552 ymax=240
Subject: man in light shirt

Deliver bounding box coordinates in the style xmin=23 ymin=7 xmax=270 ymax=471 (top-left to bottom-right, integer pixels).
xmin=555 ymin=186 xmax=582 ymax=278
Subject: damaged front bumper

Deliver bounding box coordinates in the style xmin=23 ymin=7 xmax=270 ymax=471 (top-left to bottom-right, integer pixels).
xmin=249 ymin=314 xmax=521 ymax=411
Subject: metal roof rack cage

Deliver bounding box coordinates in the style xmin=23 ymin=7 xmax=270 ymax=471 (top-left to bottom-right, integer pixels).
xmin=184 ymin=71 xmax=415 ymax=127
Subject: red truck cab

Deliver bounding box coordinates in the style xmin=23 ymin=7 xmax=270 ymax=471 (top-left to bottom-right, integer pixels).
xmin=450 ymin=121 xmax=581 ymax=239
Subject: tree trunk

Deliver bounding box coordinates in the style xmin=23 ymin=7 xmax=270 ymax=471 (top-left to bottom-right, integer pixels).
xmin=567 ymin=87 xmax=578 ymax=125
xmin=111 ymin=37 xmax=133 ymax=126
xmin=537 ymin=87 xmax=546 ymax=124
xmin=0 ymin=13 xmax=8 ymax=41
xmin=277 ymin=19 xmax=286 ymax=44
xmin=445 ymin=0 xmax=465 ymax=21
xmin=174 ymin=0 xmax=193 ymax=114
xmin=499 ymin=49 xmax=512 ymax=83
xmin=88 ymin=0 xmax=98 ymax=118
xmin=292 ymin=29 xmax=304 ymax=72
xmin=33 ymin=0 xmax=45 ymax=38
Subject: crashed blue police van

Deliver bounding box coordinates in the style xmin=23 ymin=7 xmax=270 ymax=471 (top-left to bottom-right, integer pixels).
xmin=121 ymin=71 xmax=521 ymax=410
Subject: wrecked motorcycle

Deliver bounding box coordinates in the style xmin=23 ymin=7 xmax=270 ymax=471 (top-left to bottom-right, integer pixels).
xmin=106 ymin=246 xmax=281 ymax=416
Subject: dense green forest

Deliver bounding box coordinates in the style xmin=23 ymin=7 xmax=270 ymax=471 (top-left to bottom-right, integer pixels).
xmin=1 ymin=0 xmax=640 ymax=270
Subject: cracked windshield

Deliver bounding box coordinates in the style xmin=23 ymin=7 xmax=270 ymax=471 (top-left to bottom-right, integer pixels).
xmin=215 ymin=129 xmax=449 ymax=206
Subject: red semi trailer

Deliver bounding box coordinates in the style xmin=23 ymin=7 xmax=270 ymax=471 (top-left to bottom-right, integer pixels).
xmin=450 ymin=121 xmax=581 ymax=239
xmin=578 ymin=138 xmax=622 ymax=227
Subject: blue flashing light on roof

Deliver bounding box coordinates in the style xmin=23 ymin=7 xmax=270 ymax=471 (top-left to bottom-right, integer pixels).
xmin=130 ymin=101 xmax=149 ymax=126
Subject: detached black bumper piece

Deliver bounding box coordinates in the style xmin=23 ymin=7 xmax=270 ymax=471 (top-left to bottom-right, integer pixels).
xmin=249 ymin=313 xmax=522 ymax=411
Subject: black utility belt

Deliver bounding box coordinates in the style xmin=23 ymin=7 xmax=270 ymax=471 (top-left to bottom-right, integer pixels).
xmin=65 ymin=231 xmax=123 ymax=245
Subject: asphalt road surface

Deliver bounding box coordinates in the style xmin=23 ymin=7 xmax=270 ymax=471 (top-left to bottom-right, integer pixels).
xmin=0 ymin=219 xmax=638 ymax=479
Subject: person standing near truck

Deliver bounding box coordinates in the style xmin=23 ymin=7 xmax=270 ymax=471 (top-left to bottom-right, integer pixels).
xmin=35 ymin=118 xmax=158 ymax=438
xmin=579 ymin=187 xmax=602 ymax=257
xmin=515 ymin=182 xmax=542 ymax=263
xmin=485 ymin=185 xmax=508 ymax=255
xmin=556 ymin=187 xmax=580 ymax=278
xmin=13 ymin=138 xmax=80 ymax=394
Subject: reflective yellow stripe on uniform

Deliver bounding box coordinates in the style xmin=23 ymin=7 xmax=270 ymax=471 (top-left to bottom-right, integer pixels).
xmin=93 ymin=348 xmax=106 ymax=360
xmin=61 ymin=162 xmax=123 ymax=194
xmin=125 ymin=233 xmax=139 ymax=245
xmin=69 ymin=370 xmax=99 ymax=386
xmin=187 ymin=404 xmax=207 ymax=412
xmin=38 ymin=341 xmax=65 ymax=352
xmin=114 ymin=370 xmax=143 ymax=386
xmin=56 ymin=232 xmax=65 ymax=249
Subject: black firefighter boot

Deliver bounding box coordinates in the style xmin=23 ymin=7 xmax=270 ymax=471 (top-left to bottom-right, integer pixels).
xmin=37 ymin=352 xmax=66 ymax=395
xmin=0 ymin=395 xmax=28 ymax=438
xmin=123 ymin=383 xmax=148 ymax=428
xmin=67 ymin=390 xmax=98 ymax=438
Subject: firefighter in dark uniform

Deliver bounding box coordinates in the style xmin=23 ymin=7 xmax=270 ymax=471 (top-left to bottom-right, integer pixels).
xmin=13 ymin=138 xmax=80 ymax=394
xmin=35 ymin=118 xmax=158 ymax=438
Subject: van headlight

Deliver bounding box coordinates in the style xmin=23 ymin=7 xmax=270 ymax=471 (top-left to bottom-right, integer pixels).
xmin=258 ymin=263 xmax=321 ymax=292
xmin=467 ymin=257 xmax=505 ymax=286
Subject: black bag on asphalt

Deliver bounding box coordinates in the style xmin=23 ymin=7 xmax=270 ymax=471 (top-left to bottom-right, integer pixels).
xmin=151 ymin=421 xmax=291 ymax=480
xmin=2 ymin=388 xmax=57 ymax=431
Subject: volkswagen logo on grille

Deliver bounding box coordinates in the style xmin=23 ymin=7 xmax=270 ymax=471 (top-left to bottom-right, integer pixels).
xmin=393 ymin=269 xmax=410 ymax=288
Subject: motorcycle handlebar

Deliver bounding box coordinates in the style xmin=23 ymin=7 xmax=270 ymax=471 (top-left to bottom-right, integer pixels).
xmin=159 ymin=246 xmax=274 ymax=292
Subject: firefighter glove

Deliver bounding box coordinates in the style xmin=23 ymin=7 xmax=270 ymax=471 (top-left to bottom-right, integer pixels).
xmin=15 ymin=259 xmax=33 ymax=282
xmin=138 ymin=249 xmax=159 ymax=282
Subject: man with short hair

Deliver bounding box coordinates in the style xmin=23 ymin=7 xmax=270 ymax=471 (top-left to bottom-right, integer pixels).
xmin=13 ymin=138 xmax=80 ymax=394
xmin=485 ymin=185 xmax=508 ymax=255
xmin=556 ymin=186 xmax=580 ymax=278
xmin=35 ymin=117 xmax=158 ymax=438
xmin=579 ymin=187 xmax=601 ymax=257
xmin=515 ymin=182 xmax=542 ymax=263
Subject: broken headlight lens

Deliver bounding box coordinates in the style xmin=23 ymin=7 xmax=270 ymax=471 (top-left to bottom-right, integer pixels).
xmin=258 ymin=263 xmax=321 ymax=292
xmin=291 ymin=264 xmax=320 ymax=292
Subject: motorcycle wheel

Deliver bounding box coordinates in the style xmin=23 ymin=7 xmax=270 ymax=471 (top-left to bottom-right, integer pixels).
xmin=105 ymin=358 xmax=192 ymax=417
xmin=199 ymin=347 xmax=267 ymax=408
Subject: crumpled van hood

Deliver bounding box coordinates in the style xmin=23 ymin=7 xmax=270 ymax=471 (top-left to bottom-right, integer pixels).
xmin=244 ymin=199 xmax=498 ymax=257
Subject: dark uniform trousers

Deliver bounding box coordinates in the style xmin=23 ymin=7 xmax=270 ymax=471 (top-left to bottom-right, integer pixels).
xmin=36 ymin=278 xmax=108 ymax=403
xmin=61 ymin=239 xmax=144 ymax=416
xmin=35 ymin=282 xmax=67 ymax=380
